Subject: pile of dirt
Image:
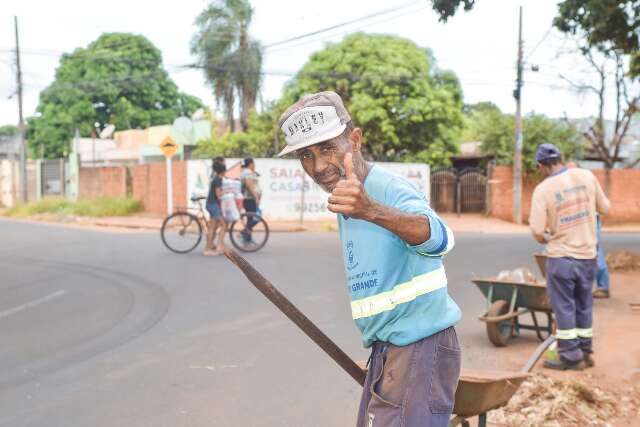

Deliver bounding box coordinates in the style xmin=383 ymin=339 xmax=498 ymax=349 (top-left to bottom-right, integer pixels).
xmin=606 ymin=250 xmax=640 ymax=272
xmin=489 ymin=374 xmax=640 ymax=426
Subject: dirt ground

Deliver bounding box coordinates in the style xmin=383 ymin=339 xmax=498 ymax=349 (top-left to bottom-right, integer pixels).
xmin=482 ymin=271 xmax=640 ymax=426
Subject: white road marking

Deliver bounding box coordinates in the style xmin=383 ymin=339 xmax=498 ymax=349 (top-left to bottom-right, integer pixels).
xmin=0 ymin=290 xmax=66 ymax=320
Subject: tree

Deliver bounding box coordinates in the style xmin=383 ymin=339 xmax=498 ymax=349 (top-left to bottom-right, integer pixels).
xmin=280 ymin=33 xmax=465 ymax=166
xmin=193 ymin=102 xmax=281 ymax=158
xmin=554 ymin=2 xmax=640 ymax=189
xmin=28 ymin=33 xmax=203 ymax=158
xmin=0 ymin=125 xmax=18 ymax=137
xmin=558 ymin=46 xmax=639 ymax=189
xmin=191 ymin=0 xmax=263 ymax=132
xmin=554 ymin=0 xmax=640 ymax=75
xmin=467 ymin=104 xmax=583 ymax=172
xmin=430 ymin=0 xmax=476 ymax=21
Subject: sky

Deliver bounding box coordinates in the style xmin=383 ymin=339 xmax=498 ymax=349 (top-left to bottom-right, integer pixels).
xmin=0 ymin=0 xmax=623 ymax=127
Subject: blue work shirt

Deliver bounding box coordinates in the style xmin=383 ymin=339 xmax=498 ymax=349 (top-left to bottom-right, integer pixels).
xmin=338 ymin=165 xmax=461 ymax=348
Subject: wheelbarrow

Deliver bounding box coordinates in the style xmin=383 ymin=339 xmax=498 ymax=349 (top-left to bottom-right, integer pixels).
xmin=472 ymin=278 xmax=554 ymax=347
xmin=449 ymin=335 xmax=554 ymax=427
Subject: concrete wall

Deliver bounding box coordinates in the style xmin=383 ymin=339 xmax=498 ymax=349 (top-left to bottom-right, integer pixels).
xmin=78 ymin=167 xmax=127 ymax=200
xmin=489 ymin=165 xmax=640 ymax=224
xmin=0 ymin=159 xmax=40 ymax=207
xmin=592 ymin=169 xmax=640 ymax=223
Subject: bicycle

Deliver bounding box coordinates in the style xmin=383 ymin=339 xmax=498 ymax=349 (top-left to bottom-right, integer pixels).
xmin=160 ymin=195 xmax=270 ymax=254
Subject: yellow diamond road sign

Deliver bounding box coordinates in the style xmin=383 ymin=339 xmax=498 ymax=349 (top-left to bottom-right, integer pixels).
xmin=160 ymin=136 xmax=178 ymax=158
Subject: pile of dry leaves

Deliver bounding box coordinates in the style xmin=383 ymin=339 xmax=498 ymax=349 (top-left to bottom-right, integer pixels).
xmin=489 ymin=374 xmax=640 ymax=426
xmin=606 ymin=250 xmax=640 ymax=272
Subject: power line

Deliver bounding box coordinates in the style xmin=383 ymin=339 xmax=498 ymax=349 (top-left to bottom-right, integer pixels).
xmin=524 ymin=25 xmax=553 ymax=63
xmin=266 ymin=4 xmax=429 ymax=54
xmin=264 ymin=0 xmax=422 ymax=49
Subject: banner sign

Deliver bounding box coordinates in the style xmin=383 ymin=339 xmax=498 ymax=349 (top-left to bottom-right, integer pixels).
xmin=187 ymin=159 xmax=430 ymax=221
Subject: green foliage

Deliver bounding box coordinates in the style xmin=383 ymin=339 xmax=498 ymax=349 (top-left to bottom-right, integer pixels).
xmin=430 ymin=0 xmax=476 ymax=22
xmin=466 ymin=104 xmax=583 ymax=172
xmin=191 ymin=0 xmax=263 ymax=131
xmin=280 ymin=33 xmax=465 ymax=166
xmin=554 ymin=0 xmax=640 ymax=76
xmin=28 ymin=33 xmax=203 ymax=158
xmin=193 ymin=105 xmax=281 ymax=158
xmin=0 ymin=125 xmax=18 ymax=137
xmin=5 ymin=196 xmax=142 ymax=218
xmin=554 ymin=0 xmax=640 ymax=52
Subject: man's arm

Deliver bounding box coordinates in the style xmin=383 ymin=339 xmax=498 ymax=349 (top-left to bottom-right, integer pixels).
xmin=214 ymin=178 xmax=224 ymax=199
xmin=593 ymin=173 xmax=610 ymax=215
xmin=327 ymin=153 xmax=452 ymax=254
xmin=529 ymin=188 xmax=547 ymax=244
xmin=356 ymin=201 xmax=431 ymax=246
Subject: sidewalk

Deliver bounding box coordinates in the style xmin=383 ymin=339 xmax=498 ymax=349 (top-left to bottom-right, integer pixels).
xmin=84 ymin=214 xmax=332 ymax=232
xmin=5 ymin=211 xmax=640 ymax=234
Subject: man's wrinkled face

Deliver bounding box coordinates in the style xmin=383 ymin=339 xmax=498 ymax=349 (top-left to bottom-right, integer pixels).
xmin=296 ymin=135 xmax=351 ymax=193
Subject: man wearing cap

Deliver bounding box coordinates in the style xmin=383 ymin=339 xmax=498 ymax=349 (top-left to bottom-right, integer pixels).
xmin=529 ymin=143 xmax=610 ymax=370
xmin=278 ymin=91 xmax=461 ymax=427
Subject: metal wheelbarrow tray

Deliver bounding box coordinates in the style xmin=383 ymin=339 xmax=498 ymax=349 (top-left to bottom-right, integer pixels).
xmin=472 ymin=278 xmax=555 ymax=347
xmin=450 ymin=370 xmax=530 ymax=427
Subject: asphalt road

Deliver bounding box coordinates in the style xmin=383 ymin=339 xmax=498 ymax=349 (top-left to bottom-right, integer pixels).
xmin=1 ymin=219 xmax=638 ymax=427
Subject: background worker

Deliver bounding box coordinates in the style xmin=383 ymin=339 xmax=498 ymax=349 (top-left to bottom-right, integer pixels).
xmin=240 ymin=157 xmax=261 ymax=245
xmin=204 ymin=160 xmax=227 ymax=256
xmin=567 ymin=162 xmax=610 ymax=298
xmin=529 ymin=143 xmax=610 ymax=370
xmin=278 ymin=91 xmax=461 ymax=427
xmin=593 ymin=214 xmax=610 ymax=298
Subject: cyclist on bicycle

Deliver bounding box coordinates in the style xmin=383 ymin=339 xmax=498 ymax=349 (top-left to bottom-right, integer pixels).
xmin=204 ymin=160 xmax=227 ymax=256
xmin=240 ymin=157 xmax=261 ymax=245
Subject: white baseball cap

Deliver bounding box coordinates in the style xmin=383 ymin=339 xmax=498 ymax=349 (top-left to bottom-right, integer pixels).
xmin=278 ymin=91 xmax=351 ymax=157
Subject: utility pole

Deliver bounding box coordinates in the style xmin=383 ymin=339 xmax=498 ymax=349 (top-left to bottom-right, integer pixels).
xmin=512 ymin=6 xmax=524 ymax=224
xmin=14 ymin=16 xmax=27 ymax=203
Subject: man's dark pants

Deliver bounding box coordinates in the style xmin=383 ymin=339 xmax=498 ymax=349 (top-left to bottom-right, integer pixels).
xmin=356 ymin=327 xmax=460 ymax=427
xmin=546 ymin=257 xmax=597 ymax=362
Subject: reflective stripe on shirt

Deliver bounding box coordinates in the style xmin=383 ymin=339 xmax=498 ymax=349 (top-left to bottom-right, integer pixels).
xmin=350 ymin=266 xmax=448 ymax=320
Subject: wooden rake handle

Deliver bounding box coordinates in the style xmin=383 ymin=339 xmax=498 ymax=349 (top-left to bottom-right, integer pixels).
xmin=224 ymin=249 xmax=366 ymax=386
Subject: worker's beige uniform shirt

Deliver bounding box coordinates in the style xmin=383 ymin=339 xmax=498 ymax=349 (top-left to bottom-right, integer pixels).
xmin=529 ymin=167 xmax=610 ymax=259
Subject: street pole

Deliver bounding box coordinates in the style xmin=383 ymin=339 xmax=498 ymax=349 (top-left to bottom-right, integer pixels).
xmin=513 ymin=6 xmax=524 ymax=225
xmin=14 ymin=16 xmax=27 ymax=203
xmin=166 ymin=156 xmax=173 ymax=215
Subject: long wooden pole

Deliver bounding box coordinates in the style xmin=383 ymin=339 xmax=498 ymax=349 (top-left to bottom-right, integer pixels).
xmin=224 ymin=249 xmax=366 ymax=386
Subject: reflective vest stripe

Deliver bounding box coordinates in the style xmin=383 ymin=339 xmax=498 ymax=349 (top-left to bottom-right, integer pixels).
xmin=350 ymin=267 xmax=447 ymax=320
xmin=556 ymin=329 xmax=578 ymax=340
xmin=576 ymin=327 xmax=593 ymax=338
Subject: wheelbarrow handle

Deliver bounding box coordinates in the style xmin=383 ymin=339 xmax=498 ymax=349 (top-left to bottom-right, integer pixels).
xmin=224 ymin=249 xmax=367 ymax=386
xmin=520 ymin=335 xmax=556 ymax=373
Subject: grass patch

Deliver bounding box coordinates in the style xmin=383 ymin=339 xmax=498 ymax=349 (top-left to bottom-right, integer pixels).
xmin=5 ymin=196 xmax=142 ymax=218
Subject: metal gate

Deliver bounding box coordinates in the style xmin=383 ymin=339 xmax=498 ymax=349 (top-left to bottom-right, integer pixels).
xmin=41 ymin=159 xmax=65 ymax=196
xmin=430 ymin=168 xmax=457 ymax=212
xmin=459 ymin=168 xmax=487 ymax=213
xmin=430 ymin=167 xmax=487 ymax=214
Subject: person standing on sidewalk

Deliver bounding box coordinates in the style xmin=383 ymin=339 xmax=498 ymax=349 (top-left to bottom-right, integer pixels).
xmin=240 ymin=157 xmax=261 ymax=245
xmin=278 ymin=91 xmax=461 ymax=427
xmin=204 ymin=160 xmax=227 ymax=256
xmin=529 ymin=143 xmax=610 ymax=370
xmin=593 ymin=214 xmax=610 ymax=298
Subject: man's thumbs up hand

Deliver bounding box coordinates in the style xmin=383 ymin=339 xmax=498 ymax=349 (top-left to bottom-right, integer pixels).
xmin=327 ymin=152 xmax=373 ymax=220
